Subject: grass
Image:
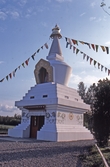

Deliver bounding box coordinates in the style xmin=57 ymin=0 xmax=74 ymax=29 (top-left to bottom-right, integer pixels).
xmin=0 ymin=124 xmax=14 ymax=134
xmin=79 ymin=146 xmax=105 ymax=167
xmin=100 ymin=142 xmax=110 ymax=166
xmin=79 ymin=142 xmax=110 ymax=167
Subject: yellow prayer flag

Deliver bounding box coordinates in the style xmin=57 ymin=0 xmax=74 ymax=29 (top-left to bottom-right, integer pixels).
xmin=100 ymin=46 xmax=105 ymax=52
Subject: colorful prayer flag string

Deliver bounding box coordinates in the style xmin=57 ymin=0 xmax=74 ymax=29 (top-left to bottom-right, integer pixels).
xmin=0 ymin=42 xmax=49 ymax=83
xmin=65 ymin=37 xmax=110 ymax=54
xmin=65 ymin=41 xmax=110 ymax=76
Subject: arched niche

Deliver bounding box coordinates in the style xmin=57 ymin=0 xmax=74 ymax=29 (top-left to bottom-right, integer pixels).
xmin=39 ymin=67 xmax=48 ymax=83
xmin=34 ymin=59 xmax=53 ymax=84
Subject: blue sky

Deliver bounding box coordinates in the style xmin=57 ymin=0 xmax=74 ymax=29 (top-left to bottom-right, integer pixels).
xmin=0 ymin=0 xmax=110 ymax=116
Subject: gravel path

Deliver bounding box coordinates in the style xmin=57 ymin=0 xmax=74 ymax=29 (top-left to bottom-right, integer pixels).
xmin=0 ymin=139 xmax=95 ymax=167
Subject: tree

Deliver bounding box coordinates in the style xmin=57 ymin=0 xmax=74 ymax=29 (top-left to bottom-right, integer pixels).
xmin=77 ymin=82 xmax=87 ymax=101
xmin=91 ymin=78 xmax=110 ymax=147
xmin=85 ymin=83 xmax=96 ymax=105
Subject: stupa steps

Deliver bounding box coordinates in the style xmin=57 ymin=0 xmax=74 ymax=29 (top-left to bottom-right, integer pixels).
xmin=22 ymin=84 xmax=83 ymax=103
xmin=8 ymin=123 xmax=30 ymax=138
xmin=39 ymin=125 xmax=91 ymax=132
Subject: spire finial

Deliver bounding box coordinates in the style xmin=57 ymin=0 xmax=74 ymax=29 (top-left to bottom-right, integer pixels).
xmin=50 ymin=25 xmax=62 ymax=39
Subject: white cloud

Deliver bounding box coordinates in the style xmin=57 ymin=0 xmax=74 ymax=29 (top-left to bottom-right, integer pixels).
xmin=10 ymin=11 xmax=19 ymax=19
xmin=18 ymin=0 xmax=27 ymax=7
xmin=83 ymin=75 xmax=100 ymax=85
xmin=0 ymin=27 xmax=6 ymax=32
xmin=68 ymin=72 xmax=110 ymax=89
xmin=80 ymin=71 xmax=86 ymax=75
xmin=0 ymin=0 xmax=6 ymax=3
xmin=0 ymin=61 xmax=4 ymax=64
xmin=41 ymin=22 xmax=48 ymax=27
xmin=80 ymin=12 xmax=86 ymax=17
xmin=56 ymin=0 xmax=72 ymax=2
xmin=0 ymin=11 xmax=7 ymax=20
xmin=90 ymin=2 xmax=96 ymax=8
xmin=69 ymin=73 xmax=82 ymax=85
xmin=0 ymin=104 xmax=19 ymax=113
xmin=25 ymin=14 xmax=30 ymax=18
xmin=105 ymin=41 xmax=110 ymax=46
xmin=90 ymin=17 xmax=96 ymax=21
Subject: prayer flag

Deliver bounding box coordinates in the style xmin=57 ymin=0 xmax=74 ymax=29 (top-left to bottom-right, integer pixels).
xmin=68 ymin=38 xmax=72 ymax=45
xmin=98 ymin=63 xmax=100 ymax=69
xmin=94 ymin=60 xmax=97 ymax=66
xmin=83 ymin=53 xmax=86 ymax=60
xmin=31 ymin=52 xmax=36 ymax=60
xmin=72 ymin=39 xmax=78 ymax=45
xmin=105 ymin=67 xmax=107 ymax=72
xmin=15 ymin=68 xmax=17 ymax=72
xmin=105 ymin=47 xmax=109 ymax=54
xmin=37 ymin=49 xmax=40 ymax=53
xmin=22 ymin=63 xmax=25 ymax=68
xmin=101 ymin=65 xmax=103 ymax=71
xmin=44 ymin=43 xmax=48 ymax=49
xmin=79 ymin=41 xmax=84 ymax=44
xmin=70 ymin=45 xmax=72 ymax=49
xmin=87 ymin=56 xmax=89 ymax=61
xmin=76 ymin=48 xmax=79 ymax=54
xmin=6 ymin=75 xmax=8 ymax=80
xmin=73 ymin=46 xmax=76 ymax=53
xmin=100 ymin=46 xmax=105 ymax=52
xmin=85 ymin=42 xmax=91 ymax=49
xmin=90 ymin=58 xmax=93 ymax=65
xmin=25 ymin=58 xmax=30 ymax=66
xmin=18 ymin=66 xmax=20 ymax=69
xmin=65 ymin=37 xmax=67 ymax=42
xmin=9 ymin=73 xmax=12 ymax=79
xmin=96 ymin=45 xmax=99 ymax=52
xmin=91 ymin=44 xmax=95 ymax=50
xmin=108 ymin=69 xmax=110 ymax=76
xmin=66 ymin=42 xmax=69 ymax=48
xmin=0 ymin=78 xmax=4 ymax=82
xmin=13 ymin=71 xmax=15 ymax=77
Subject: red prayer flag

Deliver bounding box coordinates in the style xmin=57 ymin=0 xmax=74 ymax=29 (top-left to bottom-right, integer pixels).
xmin=9 ymin=73 xmax=12 ymax=79
xmin=72 ymin=39 xmax=78 ymax=45
xmin=90 ymin=58 xmax=93 ymax=65
xmin=91 ymin=44 xmax=95 ymax=50
xmin=73 ymin=46 xmax=76 ymax=53
xmin=108 ymin=69 xmax=110 ymax=76
xmin=25 ymin=58 xmax=30 ymax=66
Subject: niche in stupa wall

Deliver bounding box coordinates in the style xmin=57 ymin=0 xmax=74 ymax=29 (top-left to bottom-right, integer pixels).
xmin=34 ymin=59 xmax=53 ymax=84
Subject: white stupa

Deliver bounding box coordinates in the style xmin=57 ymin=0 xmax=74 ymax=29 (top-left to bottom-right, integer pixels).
xmin=8 ymin=25 xmax=93 ymax=141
